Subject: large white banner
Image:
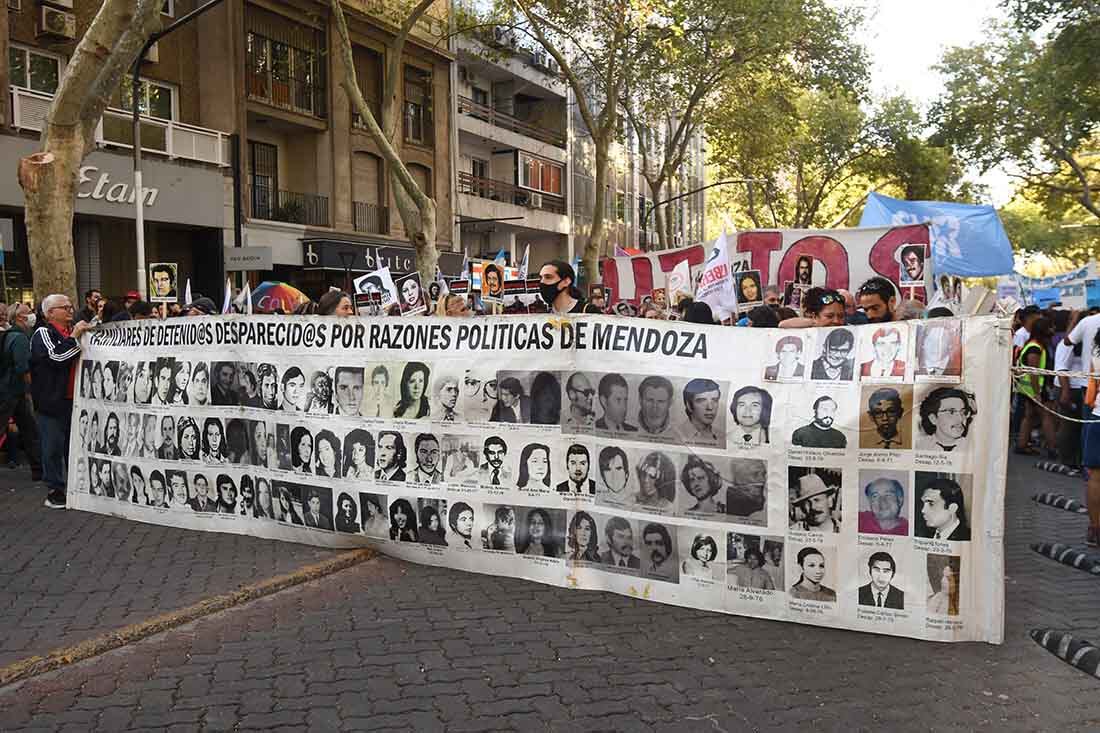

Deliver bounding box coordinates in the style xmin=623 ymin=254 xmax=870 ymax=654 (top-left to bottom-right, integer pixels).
xmin=70 ymin=314 xmax=1008 ymax=643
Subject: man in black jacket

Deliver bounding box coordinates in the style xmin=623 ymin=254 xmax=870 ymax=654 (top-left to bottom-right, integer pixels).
xmin=31 ymin=294 xmax=91 ymax=508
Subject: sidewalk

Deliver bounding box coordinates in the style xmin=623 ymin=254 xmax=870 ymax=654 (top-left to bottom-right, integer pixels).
xmin=0 ymin=454 xmax=1098 ymax=731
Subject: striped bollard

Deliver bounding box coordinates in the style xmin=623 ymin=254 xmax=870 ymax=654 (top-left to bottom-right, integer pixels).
xmin=1032 ymin=493 xmax=1089 ymax=514
xmin=1030 ymin=629 xmax=1100 ymax=678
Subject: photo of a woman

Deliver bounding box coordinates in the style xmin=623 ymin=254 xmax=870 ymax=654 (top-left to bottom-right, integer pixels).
xmin=224 ymin=419 xmax=250 ymax=464
xmin=275 ymin=484 xmax=303 ymax=525
xmin=790 ymin=546 xmax=836 ymax=602
xmin=168 ymin=361 xmax=190 ymax=405
xmin=343 ymin=429 xmax=374 ymax=480
xmin=680 ymin=456 xmax=725 ymax=514
xmin=517 ymin=507 xmax=562 ymax=557
xmin=681 ymin=534 xmax=719 ymax=578
xmin=398 ymin=272 xmax=427 ymax=315
xmin=394 ymin=362 xmax=430 ymax=419
xmin=335 ymin=491 xmax=361 ymax=533
xmin=389 ymin=498 xmax=419 ymax=541
xmin=419 ymin=505 xmax=447 ymax=545
xmin=249 ymin=420 xmax=271 ymax=468
xmin=115 ymin=362 xmax=133 ymax=403
xmin=567 ymin=511 xmax=600 ymax=563
xmin=177 ymin=417 xmax=200 ymax=461
xmin=633 ymin=451 xmax=676 ymax=509
xmin=361 ymin=494 xmax=389 ymax=538
xmin=314 ymin=429 xmax=341 ymax=478
xmin=291 ymin=426 xmax=314 ymax=474
xmin=91 ymin=362 xmax=104 ymax=401
xmin=254 ymin=477 xmax=275 ymax=519
xmin=516 ymin=443 xmax=552 ymax=489
xmin=133 ymin=361 xmax=153 ymax=404
xmin=202 ymin=417 xmax=227 ymax=464
xmin=101 ymin=362 xmax=118 ymax=402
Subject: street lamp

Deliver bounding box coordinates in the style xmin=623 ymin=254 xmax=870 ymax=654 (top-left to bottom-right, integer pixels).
xmin=338 ymin=251 xmax=356 ymax=294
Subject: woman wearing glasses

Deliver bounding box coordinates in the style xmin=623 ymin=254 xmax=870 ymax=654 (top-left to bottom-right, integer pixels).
xmin=802 ymin=287 xmax=846 ymax=327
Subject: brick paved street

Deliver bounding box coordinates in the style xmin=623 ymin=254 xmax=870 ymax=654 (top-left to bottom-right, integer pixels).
xmin=0 ymin=469 xmax=337 ymax=667
xmin=0 ymin=454 xmax=1098 ymax=731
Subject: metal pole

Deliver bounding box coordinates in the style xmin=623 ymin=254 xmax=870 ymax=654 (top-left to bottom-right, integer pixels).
xmin=641 ymin=178 xmax=764 ymax=232
xmin=132 ymin=0 xmax=229 ymax=300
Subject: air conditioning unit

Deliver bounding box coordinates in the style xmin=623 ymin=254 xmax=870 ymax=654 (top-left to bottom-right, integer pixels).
xmin=528 ymin=192 xmax=543 ymax=209
xmin=533 ymin=49 xmax=547 ymax=67
xmin=38 ymin=6 xmax=76 ymax=39
xmin=143 ymin=41 xmax=160 ymax=64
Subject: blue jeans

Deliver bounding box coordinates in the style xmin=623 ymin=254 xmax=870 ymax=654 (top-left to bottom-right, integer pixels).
xmin=37 ymin=410 xmax=71 ymax=492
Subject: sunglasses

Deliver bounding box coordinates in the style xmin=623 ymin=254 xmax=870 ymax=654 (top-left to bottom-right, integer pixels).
xmin=818 ymin=293 xmax=843 ymax=306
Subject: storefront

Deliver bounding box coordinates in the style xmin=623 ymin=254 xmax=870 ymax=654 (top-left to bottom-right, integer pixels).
xmin=0 ymin=135 xmax=229 ymax=300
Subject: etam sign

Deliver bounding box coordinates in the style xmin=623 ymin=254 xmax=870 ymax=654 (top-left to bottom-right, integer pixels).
xmin=601 ymin=224 xmax=931 ymax=303
xmin=77 ymin=166 xmax=159 ymax=206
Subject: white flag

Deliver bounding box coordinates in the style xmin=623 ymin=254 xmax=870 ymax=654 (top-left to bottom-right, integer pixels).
xmin=518 ymin=244 xmax=530 ymax=280
xmin=667 ymin=258 xmax=693 ymax=312
xmin=236 ymin=280 xmax=253 ymax=315
xmin=221 ymin=278 xmax=232 ymax=314
xmin=184 ymin=278 xmax=192 ymax=306
xmin=695 ymin=230 xmax=739 ymax=320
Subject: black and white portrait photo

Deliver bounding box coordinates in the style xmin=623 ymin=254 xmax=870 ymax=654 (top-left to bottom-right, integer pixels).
xmin=858 ymin=551 xmax=905 ymax=610
xmin=729 ymin=385 xmax=772 ymax=447
xmin=566 ymin=511 xmax=600 ymax=563
xmin=459 ymin=367 xmax=496 ymax=423
xmin=478 ymin=435 xmax=514 ymax=487
xmin=362 ymin=364 xmax=396 ymax=419
xmin=440 ymin=435 xmax=479 ymax=482
xmin=791 ymin=395 xmax=848 ymax=449
xmin=215 ymin=473 xmax=238 ymax=514
xmin=375 ymin=431 xmax=408 ymax=482
xmin=632 ymin=450 xmax=676 ymax=510
xmin=516 ymin=507 xmax=565 ymax=557
xmin=418 ymin=498 xmax=449 ymax=545
xmin=272 ymin=482 xmax=304 ymax=524
xmin=253 ymin=477 xmax=276 ymax=519
xmin=394 ymin=361 xmax=431 ymax=419
xmin=201 ymin=417 xmax=228 ymax=464
xmin=491 ymin=371 xmax=561 ymax=425
xmin=679 ymin=455 xmax=725 ymax=516
xmin=188 ymin=472 xmax=218 ymax=512
xmin=334 ymin=491 xmax=361 ymax=533
xmin=187 ymin=361 xmax=211 ymax=406
xmin=763 ymin=335 xmax=805 ymax=382
xmin=675 ymin=378 xmax=726 ymax=447
xmin=789 ymin=544 xmax=837 ymax=603
xmin=594 ymin=373 xmax=637 ymax=433
xmin=342 ymin=429 xmax=375 ymax=481
xmin=638 ymin=521 xmax=679 ymax=582
xmin=432 ymin=372 xmax=462 ymax=423
xmin=480 ymin=504 xmax=516 ymax=551
xmin=636 ymin=375 xmax=675 ymax=438
xmin=408 ymin=433 xmax=444 ymax=484
xmin=561 ymin=373 xmax=596 ymax=431
xmin=149 ymin=357 xmax=174 ymax=406
xmin=914 ymin=473 xmax=972 ymax=541
xmin=328 ymin=366 xmax=365 ymax=417
xmin=916 ymin=386 xmax=976 ymax=452
xmin=447 ymin=501 xmax=475 ymax=549
xmin=598 ymin=515 xmax=640 ymax=572
xmin=788 ymin=466 xmax=842 ymax=533
xmin=210 ymin=361 xmax=238 ymax=406
xmin=131 ymin=361 xmax=154 ymax=405
xmin=396 ymin=272 xmax=428 ymax=316
xmin=302 ymin=486 xmax=335 ymax=531
xmin=279 ymin=366 xmax=309 ymax=412
xmin=679 ymin=532 xmax=723 ymax=581
xmin=859 ymin=385 xmax=913 ymax=450
xmin=810 ymin=328 xmax=855 ymax=382
xmin=927 ymin=554 xmax=962 ymax=616
xmin=288 ymin=425 xmax=314 ymax=474
xmin=314 ymin=429 xmax=343 ymax=478
xmin=224 ymin=418 xmax=250 ymax=464
xmin=516 ymin=442 xmax=553 ymax=490
xmin=166 ymin=469 xmax=191 ymax=510
xmin=726 ymin=457 xmax=767 ymax=525
xmin=596 ymin=445 xmax=631 ymax=498
xmin=359 ymin=492 xmax=389 ymax=538
xmin=727 ymin=533 xmax=776 ymax=590
xmin=557 ymin=443 xmax=595 ymax=494
xmin=900 ymin=244 xmax=927 ymax=284
xmin=915 ymin=320 xmax=963 ymax=378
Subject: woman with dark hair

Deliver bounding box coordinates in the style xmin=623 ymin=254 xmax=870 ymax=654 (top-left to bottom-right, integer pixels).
xmin=101 ymin=361 xmax=119 ymax=401
xmin=254 ymin=478 xmax=275 ymax=519
xmin=91 ymin=362 xmax=104 ymax=401
xmin=633 ymin=451 xmax=676 ymax=509
xmin=419 ymin=505 xmax=447 ymax=545
xmin=518 ymin=508 xmax=561 ymax=557
xmin=516 ymin=443 xmax=552 ymax=489
xmin=224 ymin=419 xmax=250 ymax=464
xmin=177 ymin=417 xmax=200 ymax=461
xmin=202 ymin=417 xmax=227 ymax=464
xmin=731 ymin=547 xmax=775 ymax=589
xmin=448 ymin=502 xmax=474 ymax=549
xmin=115 ymin=362 xmax=133 ymax=403
xmin=1016 ymin=316 xmax=1057 ymax=456
xmin=343 ymin=429 xmax=374 ymax=479
xmin=680 ymin=456 xmax=725 ymax=514
xmin=133 ymin=361 xmax=153 ymax=404
xmin=80 ymin=362 xmax=94 ymax=400
xmin=317 ymin=290 xmax=354 ymax=316
xmin=168 ymin=360 xmax=190 ymax=405
xmin=566 ymin=511 xmax=600 ymax=563
xmin=249 ymin=420 xmax=270 ymax=468
xmin=276 ymin=484 xmax=303 ymax=525
xmin=394 ymin=362 xmax=430 ymax=418
xmin=314 ymin=429 xmax=341 ymax=478
xmin=389 ymin=498 xmax=419 ymax=541
xmin=681 ymin=534 xmax=719 ymax=578
xmin=802 ymin=288 xmax=845 ymax=327
xmin=335 ymin=492 xmax=361 ymax=533
xmin=530 ymin=372 xmax=562 ymax=425
xmin=789 ymin=546 xmax=836 ymax=601
xmin=290 ymin=426 xmax=314 ymax=474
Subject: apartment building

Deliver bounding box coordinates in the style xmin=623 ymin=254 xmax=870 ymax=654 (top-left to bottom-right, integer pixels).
xmin=0 ymin=0 xmax=459 ymax=301
xmin=454 ymin=25 xmax=705 ymax=277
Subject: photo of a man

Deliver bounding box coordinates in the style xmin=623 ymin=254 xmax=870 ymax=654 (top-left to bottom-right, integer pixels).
xmin=915 ymin=475 xmax=971 ymax=541
xmin=479 ymin=436 xmax=511 ymax=486
xmin=374 ymin=431 xmax=407 ymax=482
xmin=148 ymin=262 xmax=177 ymax=302
xmin=860 ymin=327 xmax=906 ymax=379
xmin=409 ymin=433 xmax=443 ymax=484
xmin=729 ymin=385 xmax=772 ymax=446
xmin=595 ymin=373 xmax=637 ymax=432
xmin=600 ymin=516 xmax=640 ymax=570
xmin=791 ymin=396 xmax=847 ymax=449
xmin=641 ymin=522 xmax=679 ymax=582
xmin=859 ymin=386 xmax=912 ymax=450
xmin=789 ymin=468 xmax=842 ymax=533
xmin=557 ymin=444 xmax=595 ymax=494
xmin=915 ymin=320 xmax=963 ymax=378
xmin=482 ymin=263 xmax=504 ymax=303
xmin=811 ymin=329 xmax=855 ymax=382
xmin=333 ymin=366 xmax=365 ymax=417
xmin=677 ymin=378 xmax=723 ymax=446
xmin=490 ymin=376 xmax=531 ymax=423
xmin=563 ymin=373 xmax=596 ymax=431
xmin=900 ymin=244 xmax=927 ymax=284
xmin=763 ymin=335 xmax=805 ymax=381
xmin=916 ymin=386 xmax=977 ymax=452
xmin=434 ymin=373 xmax=461 ymax=422
xmin=857 ymin=474 xmax=909 ymax=536
xmin=795 ymin=255 xmax=814 ymax=285
xmin=858 ymin=551 xmax=905 ymax=609
xmin=637 ymin=376 xmax=674 ymax=437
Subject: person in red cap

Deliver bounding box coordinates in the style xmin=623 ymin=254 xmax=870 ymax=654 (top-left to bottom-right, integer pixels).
xmin=123 ymin=290 xmax=141 ymax=309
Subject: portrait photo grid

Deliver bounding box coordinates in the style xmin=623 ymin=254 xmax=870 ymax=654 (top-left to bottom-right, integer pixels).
xmin=68 ymin=314 xmax=1004 ymax=644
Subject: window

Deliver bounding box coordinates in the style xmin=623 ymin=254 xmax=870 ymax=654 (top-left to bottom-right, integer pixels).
xmin=471 ymin=158 xmax=488 ymax=180
xmin=117 ymin=77 xmax=176 ymax=120
xmin=8 ymin=45 xmax=62 ymax=94
xmin=519 ymin=153 xmax=563 ymax=196
xmin=162 ymin=0 xmax=173 ymax=16
xmin=409 ymin=164 xmax=432 ymax=196
xmin=352 ymin=45 xmax=383 ymax=124
xmin=245 ymin=5 xmax=327 ymax=118
xmin=403 ymin=65 xmax=433 ymax=146
xmin=472 ymin=87 xmax=488 ymax=107
xmin=249 ymin=141 xmax=279 ymax=220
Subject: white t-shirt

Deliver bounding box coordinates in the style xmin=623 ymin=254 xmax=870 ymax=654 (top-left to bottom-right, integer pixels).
xmin=1067 ymin=313 xmax=1100 ymax=364
xmin=1013 ymin=327 xmax=1030 ymax=348
xmin=1054 ymin=340 xmax=1087 ymax=389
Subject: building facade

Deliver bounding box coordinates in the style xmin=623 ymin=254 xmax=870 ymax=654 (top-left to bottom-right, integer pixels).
xmin=1 ymin=0 xmax=458 ymax=301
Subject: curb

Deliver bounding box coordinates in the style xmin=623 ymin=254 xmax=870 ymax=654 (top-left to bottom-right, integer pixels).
xmin=1030 ymin=629 xmax=1100 ymax=678
xmin=0 ymin=548 xmax=375 ymax=688
xmin=1033 ymin=460 xmax=1083 ymax=477
xmin=1032 ymin=492 xmax=1089 ymax=514
xmin=1030 ymin=542 xmax=1100 ymax=575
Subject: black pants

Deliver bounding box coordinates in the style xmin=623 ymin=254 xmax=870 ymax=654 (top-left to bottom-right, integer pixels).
xmin=0 ymin=394 xmax=42 ymax=479
xmin=1057 ymin=387 xmax=1085 ymax=467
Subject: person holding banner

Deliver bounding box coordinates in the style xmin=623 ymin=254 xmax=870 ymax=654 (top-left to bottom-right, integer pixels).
xmin=856 ymin=277 xmax=898 ymax=324
xmin=537 ymin=261 xmax=586 ymax=315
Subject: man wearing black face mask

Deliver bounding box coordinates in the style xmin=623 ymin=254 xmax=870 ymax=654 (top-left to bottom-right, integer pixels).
xmin=538 ymin=260 xmax=586 ymax=314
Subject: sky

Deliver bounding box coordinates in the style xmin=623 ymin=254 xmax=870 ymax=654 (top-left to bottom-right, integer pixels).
xmin=858 ymin=0 xmax=1014 ymax=204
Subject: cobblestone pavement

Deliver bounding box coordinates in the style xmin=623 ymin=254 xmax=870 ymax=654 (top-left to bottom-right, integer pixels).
xmin=0 ymin=470 xmax=337 ymax=667
xmin=1 ymin=455 xmax=1098 ymax=731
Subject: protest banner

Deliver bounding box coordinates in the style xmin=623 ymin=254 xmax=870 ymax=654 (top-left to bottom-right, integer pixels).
xmin=70 ymin=314 xmax=1007 ymax=643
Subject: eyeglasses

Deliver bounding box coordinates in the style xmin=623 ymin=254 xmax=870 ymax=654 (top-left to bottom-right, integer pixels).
xmin=868 ymin=409 xmax=898 ymax=419
xmin=50 ymin=304 xmax=75 ymax=312
xmin=936 ymin=408 xmax=971 ymax=417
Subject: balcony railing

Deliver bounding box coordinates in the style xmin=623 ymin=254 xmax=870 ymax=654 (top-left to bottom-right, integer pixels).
xmin=353 ymin=201 xmax=389 ymax=235
xmin=459 ymin=172 xmax=566 ymax=215
xmin=249 ymin=185 xmax=329 ymax=226
xmin=10 ymin=87 xmax=230 ymax=167
xmin=457 ymin=96 xmax=566 ymax=148
xmin=246 ymin=67 xmax=327 ymax=119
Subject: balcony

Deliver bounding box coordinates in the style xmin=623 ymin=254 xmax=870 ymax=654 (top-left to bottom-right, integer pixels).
xmin=249 ymin=185 xmax=329 ymax=227
xmin=459 ymin=172 xmax=566 ymax=214
xmin=353 ymin=201 xmax=390 ymax=235
xmin=246 ymin=67 xmax=327 ymax=120
xmin=343 ymin=0 xmax=447 ymax=45
xmin=10 ymin=87 xmax=229 ymax=167
xmin=458 ymin=96 xmax=565 ymax=148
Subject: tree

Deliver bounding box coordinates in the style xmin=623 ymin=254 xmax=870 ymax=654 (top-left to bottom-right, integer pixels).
xmin=330 ymin=0 xmax=444 ymax=286
xmin=999 ymin=196 xmax=1100 ymax=261
xmin=930 ymin=22 xmax=1100 ymax=222
xmin=17 ymin=0 xmax=164 ymax=300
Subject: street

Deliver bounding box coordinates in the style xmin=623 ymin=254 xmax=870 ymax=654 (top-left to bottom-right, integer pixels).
xmin=0 ymin=454 xmax=1098 ymax=732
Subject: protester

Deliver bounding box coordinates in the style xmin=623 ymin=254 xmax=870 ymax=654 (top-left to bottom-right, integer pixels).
xmin=318 ymin=290 xmax=355 ymax=316
xmin=123 ymin=290 xmax=141 ymax=310
xmin=184 ymin=297 xmax=217 ymax=317
xmin=1015 ymin=316 xmax=1057 ymax=457
xmin=436 ymin=294 xmax=472 ymax=317
xmin=32 ymin=294 xmax=91 ymax=508
xmin=1056 ymin=309 xmax=1093 ymax=470
xmin=1082 ymin=328 xmax=1100 ymax=546
xmin=1014 ymin=305 xmax=1041 ymax=354
xmin=856 ymin=277 xmax=897 ymax=323
xmin=803 ymin=288 xmax=846 ymax=327
xmin=745 ymin=305 xmax=779 ymax=328
xmin=129 ymin=301 xmax=157 ymax=320
xmin=763 ymin=285 xmax=782 ymax=307
xmin=538 ymin=260 xmax=586 ymax=314
xmin=75 ymin=289 xmax=102 ymax=324
xmin=0 ymin=302 xmax=41 ymax=481
xmin=896 ymin=299 xmax=926 ymax=321
xmin=926 ymin=307 xmax=954 ymax=319
xmin=683 ymin=302 xmax=714 ymax=325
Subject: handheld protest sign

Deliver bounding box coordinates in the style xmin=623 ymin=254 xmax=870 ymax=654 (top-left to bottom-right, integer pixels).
xmin=148 ymin=263 xmax=178 ymax=303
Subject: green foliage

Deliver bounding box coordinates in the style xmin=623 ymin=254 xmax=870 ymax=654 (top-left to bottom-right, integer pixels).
xmin=1000 ymin=196 xmax=1100 ymax=260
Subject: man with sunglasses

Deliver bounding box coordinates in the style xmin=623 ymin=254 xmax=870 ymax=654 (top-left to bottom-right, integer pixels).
xmin=856 ymin=276 xmax=898 ymax=323
xmin=31 ymin=294 xmax=92 ymax=508
xmin=564 ymin=373 xmax=596 ymax=431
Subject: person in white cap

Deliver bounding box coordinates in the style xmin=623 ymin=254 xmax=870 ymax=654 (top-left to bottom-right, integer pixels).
xmin=789 ymin=472 xmax=841 ymax=532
